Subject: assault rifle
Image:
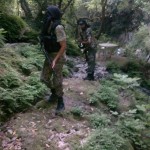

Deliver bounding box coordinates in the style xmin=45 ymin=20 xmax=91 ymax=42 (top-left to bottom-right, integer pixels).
xmin=79 ymin=34 xmax=88 ymax=62
xmin=39 ymin=37 xmax=55 ymax=74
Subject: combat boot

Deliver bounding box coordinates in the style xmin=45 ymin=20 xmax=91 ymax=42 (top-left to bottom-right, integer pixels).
xmin=55 ymin=97 xmax=65 ymax=115
xmin=48 ymin=89 xmax=58 ymax=103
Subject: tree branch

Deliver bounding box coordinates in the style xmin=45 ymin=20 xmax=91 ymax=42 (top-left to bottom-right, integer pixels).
xmin=62 ymin=0 xmax=74 ymax=14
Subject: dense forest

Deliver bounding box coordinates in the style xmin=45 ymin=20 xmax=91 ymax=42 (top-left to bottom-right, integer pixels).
xmin=0 ymin=0 xmax=150 ymax=150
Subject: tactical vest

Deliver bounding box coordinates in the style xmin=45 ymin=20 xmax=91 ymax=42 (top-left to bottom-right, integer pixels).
xmin=43 ymin=22 xmax=61 ymax=53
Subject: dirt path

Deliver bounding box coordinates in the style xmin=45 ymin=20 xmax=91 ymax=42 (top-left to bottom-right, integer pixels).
xmin=0 ymin=78 xmax=99 ymax=150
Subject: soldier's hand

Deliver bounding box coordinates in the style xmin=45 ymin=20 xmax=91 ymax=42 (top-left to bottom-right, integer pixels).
xmin=51 ymin=60 xmax=56 ymax=69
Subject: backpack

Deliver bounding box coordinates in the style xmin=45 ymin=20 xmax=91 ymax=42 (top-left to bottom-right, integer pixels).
xmin=40 ymin=7 xmax=61 ymax=53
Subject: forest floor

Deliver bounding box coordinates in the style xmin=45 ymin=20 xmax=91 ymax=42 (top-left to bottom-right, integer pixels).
xmin=0 ymin=43 xmax=149 ymax=150
xmin=0 ymin=78 xmax=100 ymax=150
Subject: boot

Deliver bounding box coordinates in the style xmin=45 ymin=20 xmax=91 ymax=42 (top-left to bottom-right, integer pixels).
xmin=55 ymin=97 xmax=65 ymax=115
xmin=84 ymin=72 xmax=94 ymax=81
xmin=48 ymin=89 xmax=58 ymax=103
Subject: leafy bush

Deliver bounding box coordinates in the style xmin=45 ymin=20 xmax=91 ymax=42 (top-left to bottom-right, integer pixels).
xmin=66 ymin=39 xmax=81 ymax=56
xmin=89 ymin=82 xmax=119 ymax=109
xmin=0 ymin=13 xmax=27 ymax=42
xmin=0 ymin=71 xmax=22 ymax=88
xmin=89 ymin=113 xmax=111 ymax=129
xmin=116 ymin=117 xmax=149 ymax=150
xmin=106 ymin=61 xmax=121 ymax=73
xmin=21 ymin=29 xmax=39 ymax=44
xmin=19 ymin=45 xmax=44 ymax=75
xmin=121 ymin=60 xmax=150 ymax=89
xmin=133 ymin=89 xmax=149 ymax=103
xmin=113 ymin=73 xmax=140 ymax=89
xmin=70 ymin=107 xmax=83 ymax=117
xmin=0 ymin=44 xmax=47 ymax=121
xmin=121 ymin=59 xmax=142 ymax=77
xmin=81 ymin=128 xmax=126 ymax=150
xmin=127 ymin=25 xmax=150 ymax=61
xmin=0 ymin=74 xmax=46 ymax=121
xmin=62 ymin=65 xmax=70 ymax=77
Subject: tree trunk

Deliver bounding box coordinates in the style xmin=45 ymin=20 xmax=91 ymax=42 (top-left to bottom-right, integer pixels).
xmin=96 ymin=0 xmax=107 ymax=39
xmin=146 ymin=53 xmax=150 ymax=62
xmin=19 ymin=0 xmax=32 ymax=18
xmin=58 ymin=0 xmax=63 ymax=9
xmin=62 ymin=0 xmax=74 ymax=14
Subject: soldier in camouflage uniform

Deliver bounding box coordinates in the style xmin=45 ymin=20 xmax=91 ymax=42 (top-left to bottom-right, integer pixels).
xmin=40 ymin=6 xmax=66 ymax=114
xmin=78 ymin=20 xmax=97 ymax=80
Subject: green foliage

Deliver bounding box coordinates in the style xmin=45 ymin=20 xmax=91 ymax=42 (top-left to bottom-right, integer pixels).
xmin=89 ymin=113 xmax=110 ymax=129
xmin=0 ymin=44 xmax=47 ymax=121
xmin=121 ymin=59 xmax=150 ymax=89
xmin=99 ymin=33 xmax=111 ymax=42
xmin=127 ymin=25 xmax=150 ymax=57
xmin=66 ymin=39 xmax=81 ymax=56
xmin=0 ymin=13 xmax=27 ymax=41
xmin=81 ymin=128 xmax=126 ymax=150
xmin=19 ymin=45 xmax=44 ymax=75
xmin=116 ymin=117 xmax=149 ymax=150
xmin=89 ymin=80 xmax=119 ymax=109
xmin=106 ymin=61 xmax=121 ymax=73
xmin=21 ymin=29 xmax=39 ymax=44
xmin=0 ymin=28 xmax=6 ymax=47
xmin=113 ymin=73 xmax=140 ymax=88
xmin=70 ymin=107 xmax=83 ymax=117
xmin=62 ymin=65 xmax=70 ymax=77
xmin=121 ymin=59 xmax=142 ymax=77
xmin=133 ymin=88 xmax=149 ymax=103
xmin=0 ymin=71 xmax=22 ymax=88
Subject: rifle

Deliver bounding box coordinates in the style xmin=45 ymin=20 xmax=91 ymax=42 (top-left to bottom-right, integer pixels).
xmin=79 ymin=33 xmax=89 ymax=62
xmin=39 ymin=37 xmax=55 ymax=75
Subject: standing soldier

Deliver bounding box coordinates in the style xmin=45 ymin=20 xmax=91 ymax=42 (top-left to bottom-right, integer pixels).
xmin=77 ymin=19 xmax=97 ymax=80
xmin=40 ymin=5 xmax=66 ymax=115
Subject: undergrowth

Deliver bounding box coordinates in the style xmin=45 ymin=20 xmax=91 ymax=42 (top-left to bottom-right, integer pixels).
xmin=0 ymin=44 xmax=47 ymax=121
xmin=82 ymin=74 xmax=150 ymax=150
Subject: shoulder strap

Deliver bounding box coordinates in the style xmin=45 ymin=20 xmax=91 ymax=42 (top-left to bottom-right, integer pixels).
xmin=48 ymin=20 xmax=61 ymax=35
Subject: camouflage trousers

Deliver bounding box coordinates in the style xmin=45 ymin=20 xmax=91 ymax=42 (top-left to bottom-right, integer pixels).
xmin=85 ymin=48 xmax=96 ymax=74
xmin=40 ymin=53 xmax=65 ymax=97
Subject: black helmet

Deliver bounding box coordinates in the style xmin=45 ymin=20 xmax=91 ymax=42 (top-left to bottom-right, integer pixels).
xmin=47 ymin=5 xmax=61 ymax=20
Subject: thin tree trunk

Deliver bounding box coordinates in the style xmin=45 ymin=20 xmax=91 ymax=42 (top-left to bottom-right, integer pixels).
xmin=58 ymin=0 xmax=63 ymax=9
xmin=146 ymin=53 xmax=150 ymax=62
xmin=96 ymin=0 xmax=107 ymax=39
xmin=62 ymin=0 xmax=74 ymax=14
xmin=19 ymin=0 xmax=32 ymax=18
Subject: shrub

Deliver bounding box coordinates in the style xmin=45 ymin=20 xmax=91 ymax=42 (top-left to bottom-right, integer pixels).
xmin=89 ymin=83 xmax=119 ymax=109
xmin=81 ymin=128 xmax=126 ymax=150
xmin=121 ymin=60 xmax=150 ymax=89
xmin=0 ymin=13 xmax=27 ymax=42
xmin=66 ymin=39 xmax=81 ymax=56
xmin=0 ymin=44 xmax=47 ymax=121
xmin=106 ymin=61 xmax=121 ymax=73
xmin=0 ymin=71 xmax=22 ymax=88
xmin=127 ymin=25 xmax=150 ymax=61
xmin=121 ymin=59 xmax=142 ymax=77
xmin=116 ymin=117 xmax=148 ymax=150
xmin=70 ymin=107 xmax=83 ymax=117
xmin=21 ymin=29 xmax=39 ymax=44
xmin=62 ymin=65 xmax=70 ymax=77
xmin=89 ymin=113 xmax=111 ymax=129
